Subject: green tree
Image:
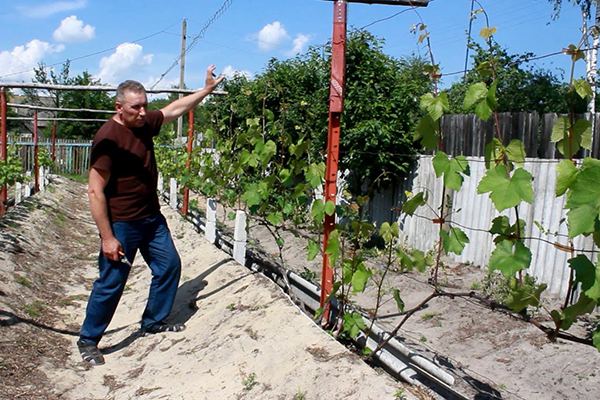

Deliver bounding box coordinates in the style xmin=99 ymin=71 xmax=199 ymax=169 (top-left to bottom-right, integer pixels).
xmin=200 ymin=29 xmax=430 ymax=197
xmin=22 ymin=62 xmax=113 ymax=139
xmin=57 ymin=71 xmax=113 ymax=139
xmin=340 ymin=30 xmax=431 ymax=194
xmin=444 ymin=42 xmax=586 ymax=114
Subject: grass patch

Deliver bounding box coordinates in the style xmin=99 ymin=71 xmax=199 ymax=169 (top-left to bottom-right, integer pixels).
xmin=24 ymin=301 xmax=45 ymax=318
xmin=59 ymin=172 xmax=89 ymax=183
xmin=421 ymin=312 xmax=442 ymax=321
xmin=15 ymin=276 xmax=33 ymax=288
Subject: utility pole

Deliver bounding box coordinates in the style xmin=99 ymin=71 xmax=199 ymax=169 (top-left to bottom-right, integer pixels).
xmin=177 ymin=19 xmax=187 ymax=139
xmin=320 ymin=0 xmax=429 ymax=322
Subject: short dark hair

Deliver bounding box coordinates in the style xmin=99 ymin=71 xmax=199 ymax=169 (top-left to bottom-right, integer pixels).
xmin=116 ymin=80 xmax=146 ymax=104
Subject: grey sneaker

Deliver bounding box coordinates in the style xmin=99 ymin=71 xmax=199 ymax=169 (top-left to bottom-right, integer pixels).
xmin=77 ymin=339 xmax=105 ymax=365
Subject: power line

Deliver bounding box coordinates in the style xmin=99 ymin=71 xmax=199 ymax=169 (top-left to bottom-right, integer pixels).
xmin=150 ymin=0 xmax=238 ymax=90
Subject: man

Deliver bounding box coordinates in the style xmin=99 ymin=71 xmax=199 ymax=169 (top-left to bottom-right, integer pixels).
xmin=77 ymin=65 xmax=224 ymax=365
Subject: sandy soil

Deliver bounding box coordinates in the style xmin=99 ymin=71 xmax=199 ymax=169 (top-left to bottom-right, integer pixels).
xmin=0 ymin=176 xmax=412 ymax=400
xmin=218 ymin=198 xmax=600 ymax=400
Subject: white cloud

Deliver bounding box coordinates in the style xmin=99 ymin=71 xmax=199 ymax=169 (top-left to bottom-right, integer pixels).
xmin=257 ymin=21 xmax=289 ymax=52
xmin=0 ymin=40 xmax=65 ymax=81
xmin=53 ymin=15 xmax=95 ymax=43
xmin=95 ymin=43 xmax=153 ymax=85
xmin=285 ymin=34 xmax=311 ymax=56
xmin=222 ymin=65 xmax=252 ymax=80
xmin=16 ymin=0 xmax=87 ymax=19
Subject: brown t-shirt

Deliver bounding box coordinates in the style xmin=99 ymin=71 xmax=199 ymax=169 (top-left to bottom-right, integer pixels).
xmin=90 ymin=110 xmax=164 ymax=222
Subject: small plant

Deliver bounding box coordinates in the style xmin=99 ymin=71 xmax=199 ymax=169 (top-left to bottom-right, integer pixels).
xmin=420 ymin=312 xmax=442 ymax=321
xmin=419 ymin=334 xmax=427 ymax=343
xmin=227 ymin=303 xmax=235 ymax=311
xmin=123 ymin=285 xmax=131 ymax=292
xmin=242 ymin=372 xmax=257 ymax=391
xmin=15 ymin=276 xmax=32 ymax=288
xmin=294 ymin=389 xmax=306 ymax=400
xmin=24 ymin=301 xmax=45 ymax=318
xmin=394 ymin=389 xmax=407 ymax=400
xmin=299 ymin=267 xmax=317 ymax=282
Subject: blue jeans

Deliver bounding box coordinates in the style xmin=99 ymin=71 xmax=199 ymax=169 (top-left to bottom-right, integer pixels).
xmin=79 ymin=212 xmax=181 ymax=344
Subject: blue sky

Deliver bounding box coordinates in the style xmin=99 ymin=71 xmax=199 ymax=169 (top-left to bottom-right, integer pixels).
xmin=0 ymin=0 xmax=589 ymax=93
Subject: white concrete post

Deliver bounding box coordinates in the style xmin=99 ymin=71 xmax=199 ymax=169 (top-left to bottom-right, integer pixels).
xmin=233 ymin=210 xmax=247 ymax=265
xmin=205 ymin=198 xmax=217 ymax=244
xmin=25 ymin=171 xmax=32 ymax=198
xmin=169 ymin=178 xmax=178 ymax=210
xmin=15 ymin=182 xmax=22 ymax=205
xmin=157 ymin=172 xmax=164 ymax=194
xmin=39 ymin=167 xmax=45 ymax=192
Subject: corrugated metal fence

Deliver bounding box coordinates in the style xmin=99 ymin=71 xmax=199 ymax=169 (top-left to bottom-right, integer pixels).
xmin=367 ymin=111 xmax=600 ymax=297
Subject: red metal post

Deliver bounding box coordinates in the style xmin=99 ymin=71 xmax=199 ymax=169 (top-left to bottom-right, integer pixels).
xmin=1 ymin=88 xmax=7 ymax=217
xmin=34 ymin=111 xmax=39 ymax=192
xmin=320 ymin=0 xmax=347 ymax=319
xmin=182 ymin=109 xmax=194 ymax=214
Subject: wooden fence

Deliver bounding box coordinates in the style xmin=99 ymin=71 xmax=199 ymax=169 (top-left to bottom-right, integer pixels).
xmin=440 ymin=112 xmax=600 ymax=159
xmin=8 ymin=136 xmax=92 ymax=175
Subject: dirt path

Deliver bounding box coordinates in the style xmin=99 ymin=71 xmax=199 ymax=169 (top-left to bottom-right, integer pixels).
xmin=0 ymin=176 xmax=412 ymax=400
xmin=207 ymin=196 xmax=600 ymax=400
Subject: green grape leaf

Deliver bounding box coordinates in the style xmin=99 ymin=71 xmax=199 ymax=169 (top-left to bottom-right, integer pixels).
xmin=505 ymin=280 xmax=547 ymax=313
xmin=489 ymin=216 xmax=526 ymax=244
xmin=480 ymin=26 xmax=497 ymax=40
xmin=413 ymin=115 xmax=439 ymax=150
xmin=552 ymin=117 xmax=592 ymax=157
xmin=488 ymin=240 xmax=531 ymax=278
xmin=396 ymin=248 xmax=413 ymax=271
xmin=240 ymin=148 xmax=258 ymax=168
xmin=352 ymin=263 xmax=372 ymax=294
xmin=478 ymin=165 xmax=533 ymax=211
xmin=393 ymin=288 xmax=405 ymax=313
xmin=464 ymin=81 xmax=496 ymax=121
xmin=565 ymin=158 xmax=600 ymax=237
xmin=241 ymin=184 xmax=262 ymax=208
xmin=505 ymin=139 xmax=526 ymax=166
xmin=464 ymin=82 xmax=488 ymax=110
xmin=551 ymin=294 xmax=597 ymax=330
xmin=343 ymin=312 xmax=365 ymax=338
xmin=440 ymin=227 xmax=469 ymax=255
xmin=279 ymin=168 xmax=292 ymax=186
xmin=593 ymin=325 xmax=600 ymax=352
xmin=484 ymin=138 xmax=504 ymax=168
xmin=310 ymin=199 xmax=325 ymax=223
xmin=324 ymin=200 xmax=336 ymax=216
xmin=556 ymin=159 xmax=578 ymax=196
xmin=324 ymin=229 xmax=340 ymax=265
xmin=420 ymin=92 xmax=449 ymax=121
xmin=266 ymin=212 xmax=283 ymax=226
xmin=569 ymin=255 xmax=600 ymax=302
xmin=410 ymin=249 xmax=427 ymax=273
xmin=403 ymin=191 xmax=427 ymax=216
xmin=432 ymin=151 xmax=470 ymax=191
xmin=307 ymin=162 xmax=325 ymax=188
xmin=379 ymin=222 xmax=399 ymax=244
xmin=574 ymin=78 xmax=593 ymax=99
xmin=307 ymin=239 xmax=320 ymax=261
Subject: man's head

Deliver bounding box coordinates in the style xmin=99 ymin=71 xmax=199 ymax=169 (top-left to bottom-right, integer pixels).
xmin=115 ymin=80 xmax=148 ymax=128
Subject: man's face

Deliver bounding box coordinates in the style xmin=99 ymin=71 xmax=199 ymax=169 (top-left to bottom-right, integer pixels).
xmin=116 ymin=91 xmax=148 ymax=128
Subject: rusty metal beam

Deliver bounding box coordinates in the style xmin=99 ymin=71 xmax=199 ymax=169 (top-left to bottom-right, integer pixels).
xmin=322 ymin=0 xmax=428 ymax=6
